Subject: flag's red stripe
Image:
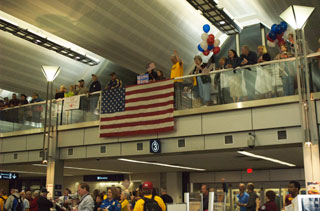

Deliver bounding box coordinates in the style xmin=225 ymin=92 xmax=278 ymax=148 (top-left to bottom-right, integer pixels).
xmin=126 ymin=92 xmax=173 ymax=103
xmin=99 ymin=126 xmax=174 ymax=137
xmin=100 ymin=117 xmax=173 ymax=129
xmin=100 ymin=108 xmax=174 ymax=121
xmin=125 ymin=100 xmax=173 ymax=111
xmin=126 ymin=84 xmax=173 ymax=96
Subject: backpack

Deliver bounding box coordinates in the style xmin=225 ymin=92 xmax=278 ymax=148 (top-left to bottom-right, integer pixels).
xmin=12 ymin=195 xmax=23 ymax=211
xmin=0 ymin=196 xmax=7 ymax=211
xmin=143 ymin=196 xmax=162 ymax=211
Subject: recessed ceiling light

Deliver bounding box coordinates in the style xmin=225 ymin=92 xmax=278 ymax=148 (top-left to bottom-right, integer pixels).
xmin=237 ymin=151 xmax=296 ymax=167
xmin=219 ymin=21 xmax=225 ymax=25
xmin=118 ymin=158 xmax=206 ymax=171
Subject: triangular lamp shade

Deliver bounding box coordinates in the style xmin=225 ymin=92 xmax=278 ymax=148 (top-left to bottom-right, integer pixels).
xmin=280 ymin=5 xmax=315 ymax=29
xmin=41 ymin=66 xmax=61 ymax=82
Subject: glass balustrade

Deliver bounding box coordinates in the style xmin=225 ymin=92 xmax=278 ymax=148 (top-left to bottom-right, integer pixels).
xmin=1 ymin=53 xmax=319 ymax=134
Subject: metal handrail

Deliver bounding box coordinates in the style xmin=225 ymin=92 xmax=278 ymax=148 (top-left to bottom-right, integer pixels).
xmin=1 ymin=52 xmax=319 ymax=112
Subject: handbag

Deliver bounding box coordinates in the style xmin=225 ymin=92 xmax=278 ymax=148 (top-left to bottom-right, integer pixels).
xmin=201 ymin=75 xmax=211 ymax=84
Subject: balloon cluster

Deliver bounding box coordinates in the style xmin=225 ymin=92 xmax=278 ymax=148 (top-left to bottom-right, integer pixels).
xmin=197 ymin=24 xmax=221 ymax=56
xmin=266 ymin=21 xmax=288 ymax=48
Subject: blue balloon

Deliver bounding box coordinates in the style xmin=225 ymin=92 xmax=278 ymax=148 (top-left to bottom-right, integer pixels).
xmin=208 ymin=45 xmax=214 ymax=50
xmin=198 ymin=44 xmax=204 ymax=52
xmin=203 ymin=24 xmax=210 ymax=33
xmin=280 ymin=21 xmax=288 ymax=32
xmin=275 ymin=25 xmax=282 ymax=34
xmin=271 ymin=24 xmax=277 ymax=32
xmin=269 ymin=32 xmax=276 ymax=40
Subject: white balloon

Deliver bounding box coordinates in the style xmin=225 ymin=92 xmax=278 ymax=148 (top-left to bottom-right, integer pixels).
xmin=267 ymin=40 xmax=276 ymax=48
xmin=214 ymin=39 xmax=221 ymax=47
xmin=200 ymin=41 xmax=208 ymax=50
xmin=201 ymin=33 xmax=208 ymax=41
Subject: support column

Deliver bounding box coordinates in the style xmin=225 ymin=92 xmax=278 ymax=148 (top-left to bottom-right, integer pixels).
xmin=166 ymin=172 xmax=182 ymax=203
xmin=46 ymin=126 xmax=64 ymax=199
xmin=235 ymin=33 xmax=240 ymax=56
xmin=303 ymin=143 xmax=320 ymax=187
xmin=260 ymin=24 xmax=266 ymax=46
xmin=293 ymin=28 xmax=320 ymax=188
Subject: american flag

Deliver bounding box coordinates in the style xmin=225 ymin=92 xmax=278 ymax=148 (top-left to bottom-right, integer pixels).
xmin=99 ymin=80 xmax=174 ymax=137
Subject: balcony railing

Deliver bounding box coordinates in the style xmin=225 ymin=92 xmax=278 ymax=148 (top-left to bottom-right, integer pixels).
xmin=1 ymin=52 xmax=319 ymax=134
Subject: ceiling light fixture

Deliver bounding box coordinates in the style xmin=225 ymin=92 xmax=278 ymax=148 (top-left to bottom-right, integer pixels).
xmin=118 ymin=158 xmax=206 ymax=171
xmin=237 ymin=151 xmax=296 ymax=167
xmin=280 ymin=5 xmax=315 ymax=30
xmin=32 ymin=164 xmax=131 ymax=174
xmin=186 ymin=0 xmax=241 ymax=35
xmin=0 ymin=17 xmax=100 ymax=66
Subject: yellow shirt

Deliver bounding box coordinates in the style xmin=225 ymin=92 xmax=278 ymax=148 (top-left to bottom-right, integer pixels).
xmin=121 ymin=199 xmax=129 ymax=211
xmin=133 ymin=195 xmax=166 ymax=211
xmin=0 ymin=195 xmax=8 ymax=211
xmin=170 ymin=62 xmax=183 ymax=82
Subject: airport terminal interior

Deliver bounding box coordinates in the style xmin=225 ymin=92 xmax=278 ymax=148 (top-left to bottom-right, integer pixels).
xmin=0 ymin=0 xmax=320 ymax=211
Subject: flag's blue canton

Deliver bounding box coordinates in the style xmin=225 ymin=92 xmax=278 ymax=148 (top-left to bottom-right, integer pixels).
xmin=101 ymin=88 xmax=125 ymax=114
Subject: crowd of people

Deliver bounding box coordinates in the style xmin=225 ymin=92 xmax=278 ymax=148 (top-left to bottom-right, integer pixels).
xmin=0 ymin=180 xmax=302 ymax=211
xmin=199 ymin=180 xmax=300 ymax=211
xmin=0 ymin=181 xmax=173 ymax=211
xmin=1 ymin=35 xmax=320 ymax=115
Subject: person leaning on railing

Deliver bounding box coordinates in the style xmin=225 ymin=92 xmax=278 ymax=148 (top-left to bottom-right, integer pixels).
xmin=170 ymin=49 xmax=183 ymax=110
xmin=256 ymin=45 xmax=272 ymax=99
xmin=30 ymin=93 xmax=43 ymax=126
xmin=239 ymin=45 xmax=258 ymax=101
xmin=226 ymin=49 xmax=242 ymax=103
xmin=106 ymin=72 xmax=123 ymax=90
xmin=274 ymin=44 xmax=294 ymax=96
xmin=89 ymin=74 xmax=101 ymax=113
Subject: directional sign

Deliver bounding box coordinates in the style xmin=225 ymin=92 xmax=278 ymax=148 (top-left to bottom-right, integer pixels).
xmin=0 ymin=172 xmax=19 ymax=180
xmin=150 ymin=139 xmax=161 ymax=153
xmin=83 ymin=174 xmax=124 ymax=182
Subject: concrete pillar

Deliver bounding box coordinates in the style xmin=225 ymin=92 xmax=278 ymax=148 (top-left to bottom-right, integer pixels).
xmin=303 ymin=143 xmax=320 ymax=188
xmin=46 ymin=127 xmax=64 ymax=199
xmin=235 ymin=33 xmax=240 ymax=56
xmin=166 ymin=172 xmax=182 ymax=203
xmin=260 ymin=24 xmax=266 ymax=46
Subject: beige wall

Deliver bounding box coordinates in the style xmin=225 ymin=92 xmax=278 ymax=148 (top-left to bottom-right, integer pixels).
xmin=0 ymin=180 xmax=9 ymax=194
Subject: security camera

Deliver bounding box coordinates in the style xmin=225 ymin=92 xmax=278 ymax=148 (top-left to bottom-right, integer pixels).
xmin=247 ymin=133 xmax=256 ymax=149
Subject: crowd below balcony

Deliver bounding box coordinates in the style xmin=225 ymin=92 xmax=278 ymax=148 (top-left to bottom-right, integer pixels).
xmin=1 ymin=35 xmax=320 ymax=113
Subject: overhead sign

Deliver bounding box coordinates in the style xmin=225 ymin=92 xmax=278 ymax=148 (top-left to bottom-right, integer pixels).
xmin=83 ymin=174 xmax=125 ymax=182
xmin=0 ymin=172 xmax=19 ymax=180
xmin=150 ymin=139 xmax=161 ymax=153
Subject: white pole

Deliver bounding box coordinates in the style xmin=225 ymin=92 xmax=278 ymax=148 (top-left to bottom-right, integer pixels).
xmin=184 ymin=192 xmax=189 ymax=211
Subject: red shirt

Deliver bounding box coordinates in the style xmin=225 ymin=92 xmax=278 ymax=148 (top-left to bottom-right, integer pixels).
xmin=30 ymin=197 xmax=39 ymax=211
xmin=259 ymin=201 xmax=278 ymax=211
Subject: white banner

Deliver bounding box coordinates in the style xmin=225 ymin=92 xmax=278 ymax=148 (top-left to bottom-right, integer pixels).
xmin=63 ymin=95 xmax=80 ymax=111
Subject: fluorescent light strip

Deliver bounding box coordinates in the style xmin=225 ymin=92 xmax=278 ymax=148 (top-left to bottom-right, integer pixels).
xmin=118 ymin=158 xmax=206 ymax=171
xmin=33 ymin=164 xmax=131 ymax=174
xmin=0 ymin=169 xmax=73 ymax=176
xmin=237 ymin=151 xmax=296 ymax=167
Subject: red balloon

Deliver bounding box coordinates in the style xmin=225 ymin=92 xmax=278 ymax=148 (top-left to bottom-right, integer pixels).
xmin=278 ymin=39 xmax=285 ymax=47
xmin=276 ymin=32 xmax=284 ymax=41
xmin=207 ymin=34 xmax=215 ymax=45
xmin=266 ymin=34 xmax=275 ymax=42
xmin=203 ymin=50 xmax=210 ymax=56
xmin=213 ymin=47 xmax=220 ymax=54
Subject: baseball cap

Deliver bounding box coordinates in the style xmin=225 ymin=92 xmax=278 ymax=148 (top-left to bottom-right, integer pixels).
xmin=142 ymin=181 xmax=153 ymax=190
xmin=78 ymin=79 xmax=84 ymax=82
xmin=91 ymin=74 xmax=97 ymax=77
